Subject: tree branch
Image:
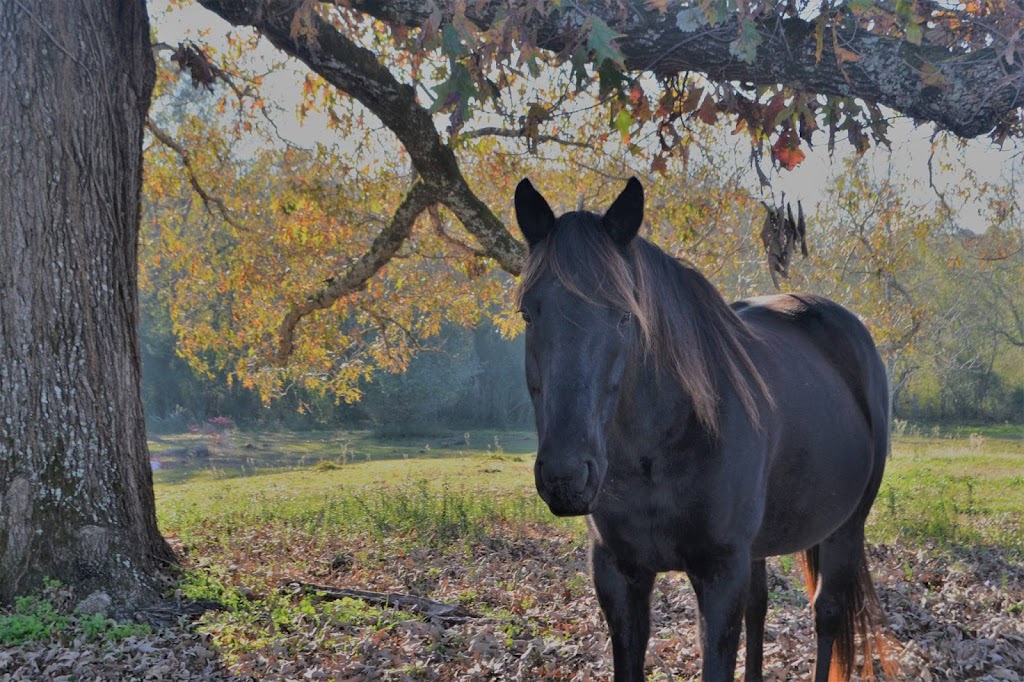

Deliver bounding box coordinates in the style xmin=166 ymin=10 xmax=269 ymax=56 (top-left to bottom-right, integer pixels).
xmin=146 ymin=120 xmax=250 ymax=233
xmin=197 ymin=0 xmax=526 ymax=275
xmin=426 ymin=205 xmax=487 ymax=258
xmin=274 ymin=180 xmax=434 ymax=365
xmin=458 ymin=126 xmax=593 ymax=149
xmin=283 ymin=580 xmax=479 ymax=625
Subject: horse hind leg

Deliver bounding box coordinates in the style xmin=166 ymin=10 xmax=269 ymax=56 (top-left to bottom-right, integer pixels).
xmin=802 ymin=526 xmax=892 ymax=682
xmin=743 ymin=559 xmax=768 ymax=682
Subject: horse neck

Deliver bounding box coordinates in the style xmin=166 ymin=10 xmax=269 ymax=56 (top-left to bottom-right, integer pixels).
xmin=612 ymin=347 xmax=702 ymax=449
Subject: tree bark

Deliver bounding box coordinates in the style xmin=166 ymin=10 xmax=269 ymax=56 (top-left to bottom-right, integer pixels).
xmin=0 ymin=0 xmax=175 ymax=611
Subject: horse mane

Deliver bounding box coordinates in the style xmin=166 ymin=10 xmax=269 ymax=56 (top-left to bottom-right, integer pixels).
xmin=514 ymin=213 xmax=773 ymax=434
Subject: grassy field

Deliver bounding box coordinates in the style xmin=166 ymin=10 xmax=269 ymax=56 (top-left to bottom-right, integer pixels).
xmin=143 ymin=426 xmax=1024 ymax=679
xmin=870 ymin=432 xmax=1024 ymax=549
xmin=153 ymin=427 xmax=1024 ymax=553
xmin=8 ymin=427 xmax=1019 ymax=680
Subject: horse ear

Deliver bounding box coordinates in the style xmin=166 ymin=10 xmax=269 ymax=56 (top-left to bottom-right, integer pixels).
xmin=603 ymin=177 xmax=644 ymax=245
xmin=515 ymin=178 xmax=556 ymax=248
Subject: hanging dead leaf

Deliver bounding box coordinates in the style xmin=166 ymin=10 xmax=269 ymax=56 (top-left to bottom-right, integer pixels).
xmin=760 ymin=197 xmax=809 ymax=288
xmin=697 ymin=95 xmax=718 ymax=125
xmin=171 ymin=43 xmax=218 ymax=90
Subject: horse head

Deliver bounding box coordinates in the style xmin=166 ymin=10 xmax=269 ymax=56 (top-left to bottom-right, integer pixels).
xmin=514 ymin=178 xmax=644 ymax=516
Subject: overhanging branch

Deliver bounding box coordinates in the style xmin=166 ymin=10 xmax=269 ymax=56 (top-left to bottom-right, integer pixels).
xmin=346 ymin=0 xmax=1023 ymax=139
xmin=198 ymin=0 xmax=526 ymax=275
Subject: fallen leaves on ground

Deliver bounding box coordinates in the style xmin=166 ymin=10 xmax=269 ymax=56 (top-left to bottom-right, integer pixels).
xmin=1 ymin=527 xmax=1021 ymax=680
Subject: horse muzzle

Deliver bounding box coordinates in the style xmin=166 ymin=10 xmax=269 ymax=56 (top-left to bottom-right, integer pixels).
xmin=534 ymin=454 xmax=600 ymax=516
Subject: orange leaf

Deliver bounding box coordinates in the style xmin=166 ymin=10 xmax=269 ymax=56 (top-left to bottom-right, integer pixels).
xmin=836 ymin=46 xmax=861 ymax=64
xmin=771 ymin=128 xmax=806 ymax=170
xmin=776 ymin=145 xmax=805 ymax=170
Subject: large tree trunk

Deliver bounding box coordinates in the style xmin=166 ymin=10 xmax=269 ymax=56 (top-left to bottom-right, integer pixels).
xmin=0 ymin=0 xmax=175 ymax=611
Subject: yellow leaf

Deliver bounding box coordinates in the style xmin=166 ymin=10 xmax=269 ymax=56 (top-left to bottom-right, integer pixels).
xmin=814 ymin=17 xmax=825 ymax=63
xmin=919 ymin=63 xmax=947 ymax=87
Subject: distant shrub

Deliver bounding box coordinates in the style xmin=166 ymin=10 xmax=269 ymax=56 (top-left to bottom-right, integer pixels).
xmin=313 ymin=460 xmax=343 ymax=471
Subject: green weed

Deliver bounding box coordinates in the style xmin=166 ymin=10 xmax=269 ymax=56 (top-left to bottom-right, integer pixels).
xmin=0 ymin=580 xmax=150 ymax=646
xmin=77 ymin=612 xmax=151 ymax=642
xmin=0 ymin=594 xmax=68 ymax=645
xmin=178 ymin=566 xmax=249 ymax=612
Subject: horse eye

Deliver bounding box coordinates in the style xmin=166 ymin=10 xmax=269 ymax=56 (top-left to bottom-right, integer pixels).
xmin=520 ymin=310 xmax=532 ymax=325
xmin=619 ymin=311 xmax=632 ymax=326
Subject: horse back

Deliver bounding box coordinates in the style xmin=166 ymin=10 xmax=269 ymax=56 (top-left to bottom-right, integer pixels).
xmin=731 ymin=294 xmax=890 ymax=555
xmin=732 ymin=294 xmax=888 ymax=439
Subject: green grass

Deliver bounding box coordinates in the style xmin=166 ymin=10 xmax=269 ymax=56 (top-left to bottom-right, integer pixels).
xmin=156 ymin=452 xmax=559 ymax=543
xmin=153 ymin=428 xmax=567 ymax=552
xmin=160 ymin=475 xmax=574 ymax=564
xmin=896 ymin=422 xmax=1024 ymax=440
xmin=154 ymin=428 xmax=1023 ymax=555
xmin=869 ymin=433 xmax=1024 ymax=551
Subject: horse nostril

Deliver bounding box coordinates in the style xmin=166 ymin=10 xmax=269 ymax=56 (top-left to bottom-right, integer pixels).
xmin=538 ymin=458 xmax=588 ymax=492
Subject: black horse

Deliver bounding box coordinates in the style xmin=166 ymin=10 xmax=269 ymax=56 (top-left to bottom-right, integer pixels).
xmin=514 ymin=178 xmax=894 ymax=681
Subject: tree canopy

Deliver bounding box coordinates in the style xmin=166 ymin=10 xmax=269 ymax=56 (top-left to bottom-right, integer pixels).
xmin=147 ymin=0 xmax=1024 ymax=404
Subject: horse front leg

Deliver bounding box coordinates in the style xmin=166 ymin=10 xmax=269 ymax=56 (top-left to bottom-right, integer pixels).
xmin=688 ymin=553 xmax=751 ymax=682
xmin=591 ymin=541 xmax=656 ymax=682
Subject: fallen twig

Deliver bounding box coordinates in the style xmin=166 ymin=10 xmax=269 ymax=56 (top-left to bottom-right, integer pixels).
xmin=282 ymin=581 xmax=479 ymax=625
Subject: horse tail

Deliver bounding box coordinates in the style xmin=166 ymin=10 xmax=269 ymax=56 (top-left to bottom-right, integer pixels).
xmin=799 ymin=546 xmax=898 ymax=681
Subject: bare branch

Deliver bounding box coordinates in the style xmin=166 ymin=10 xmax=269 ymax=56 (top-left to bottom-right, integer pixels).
xmin=146 ymin=120 xmax=250 ymax=234
xmin=274 ymin=180 xmax=434 ymax=365
xmin=283 ymin=580 xmax=480 ymax=625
